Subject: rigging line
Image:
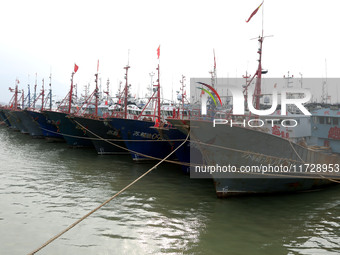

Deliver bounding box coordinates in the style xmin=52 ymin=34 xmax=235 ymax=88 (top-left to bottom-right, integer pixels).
xmin=67 ymin=120 xmax=192 ymax=166
xmin=288 ymin=139 xmax=305 ymax=163
xmin=0 ymin=116 xmax=10 ymax=124
xmin=27 ymin=131 xmax=190 ymax=255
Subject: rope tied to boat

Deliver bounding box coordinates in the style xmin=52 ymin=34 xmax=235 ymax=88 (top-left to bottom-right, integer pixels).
xmin=37 ymin=124 xmax=340 ymax=181
xmin=287 ymin=139 xmax=340 ymax=184
xmin=27 ymin=130 xmax=190 ymax=255
xmin=72 ymin=120 xmax=192 ymax=166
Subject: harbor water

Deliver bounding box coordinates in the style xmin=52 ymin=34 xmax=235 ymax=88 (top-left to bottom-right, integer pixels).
xmin=0 ymin=125 xmax=339 ymax=255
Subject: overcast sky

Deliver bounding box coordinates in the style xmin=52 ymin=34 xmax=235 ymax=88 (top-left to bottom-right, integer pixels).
xmin=1 ymin=0 xmax=339 ymax=104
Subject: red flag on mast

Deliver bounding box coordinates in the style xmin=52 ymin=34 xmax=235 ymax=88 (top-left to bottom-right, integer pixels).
xmin=246 ymin=1 xmax=263 ymax=23
xmin=157 ymin=45 xmax=160 ymax=59
xmin=74 ymin=64 xmax=79 ymax=73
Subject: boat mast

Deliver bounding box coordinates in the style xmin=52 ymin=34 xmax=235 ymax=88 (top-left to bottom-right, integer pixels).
xmin=251 ymin=2 xmax=267 ymax=111
xmin=209 ymin=49 xmax=217 ymax=88
xmin=21 ymin=89 xmax=24 ymax=109
xmin=242 ymin=71 xmax=251 ymax=110
xmin=41 ymin=79 xmax=45 ymax=111
xmin=94 ymin=62 xmax=99 ymax=116
xmin=68 ymin=71 xmax=75 ymax=114
xmin=123 ymin=64 xmax=130 ymax=119
xmin=49 ymin=73 xmax=52 ymax=110
xmin=254 ymin=36 xmax=263 ymax=110
xmin=156 ymin=64 xmax=161 ymax=123
xmin=27 ymin=75 xmax=31 ymax=108
xmin=180 ymin=75 xmax=186 ymax=112
xmin=33 ymin=73 xmax=37 ymax=109
xmin=14 ymin=81 xmax=19 ymax=109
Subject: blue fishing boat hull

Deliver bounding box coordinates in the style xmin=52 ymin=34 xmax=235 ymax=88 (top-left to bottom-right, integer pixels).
xmin=6 ymin=110 xmax=29 ymax=133
xmin=2 ymin=109 xmax=19 ymax=130
xmin=72 ymin=116 xmax=128 ymax=154
xmin=165 ymin=119 xmax=204 ymax=174
xmin=26 ymin=110 xmax=64 ymax=141
xmin=109 ymin=118 xmax=177 ymax=161
xmin=0 ymin=109 xmax=11 ymax=127
xmin=43 ymin=111 xmax=93 ymax=147
xmin=15 ymin=110 xmax=44 ymax=138
xmin=155 ymin=125 xmax=191 ymax=173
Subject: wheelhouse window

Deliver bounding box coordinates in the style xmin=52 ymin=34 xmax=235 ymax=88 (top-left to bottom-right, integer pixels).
xmin=333 ymin=117 xmax=339 ymax=125
xmin=319 ymin=117 xmax=325 ymax=124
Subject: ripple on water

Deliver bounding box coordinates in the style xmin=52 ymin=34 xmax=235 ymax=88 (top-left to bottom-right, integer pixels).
xmin=0 ymin=126 xmax=339 ymax=255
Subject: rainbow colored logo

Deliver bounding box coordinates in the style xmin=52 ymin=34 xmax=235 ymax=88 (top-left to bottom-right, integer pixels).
xmin=196 ymin=82 xmax=222 ymax=115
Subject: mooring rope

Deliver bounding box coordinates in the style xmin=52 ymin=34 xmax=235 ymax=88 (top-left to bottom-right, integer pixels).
xmin=27 ymin=130 xmax=190 ymax=255
xmin=37 ymin=124 xmax=340 ymax=181
xmin=72 ymin=120 xmax=191 ymax=166
xmin=3 ymin=117 xmax=339 ymax=181
xmin=0 ymin=116 xmax=10 ymax=125
xmin=39 ymin=125 xmax=191 ymax=166
xmin=287 ymin=139 xmax=340 ymax=183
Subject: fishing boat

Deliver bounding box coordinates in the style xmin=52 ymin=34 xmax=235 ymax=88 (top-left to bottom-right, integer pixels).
xmin=25 ymin=75 xmax=64 ymax=141
xmin=13 ymin=81 xmax=45 ymax=138
xmin=1 ymin=108 xmax=19 ymax=130
xmin=43 ymin=65 xmax=93 ymax=147
xmin=168 ymin=26 xmax=340 ymax=196
xmin=171 ymin=118 xmax=339 ymax=197
xmin=0 ymin=107 xmax=12 ymax=128
xmin=70 ymin=71 xmax=128 ymax=154
xmin=3 ymin=83 xmax=28 ymax=133
xmin=161 ymin=75 xmax=202 ymax=173
xmin=108 ymin=61 xmax=180 ymax=161
xmin=308 ymin=106 xmax=340 ymax=153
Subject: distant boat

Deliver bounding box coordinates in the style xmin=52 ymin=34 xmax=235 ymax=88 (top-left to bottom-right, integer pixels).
xmin=308 ymin=106 xmax=340 ymax=153
xmin=1 ymin=84 xmax=28 ymax=133
xmin=1 ymin=108 xmax=19 ymax=130
xmin=71 ymin=116 xmax=127 ymax=154
xmin=0 ymin=108 xmax=11 ymax=127
xmin=70 ymin=65 xmax=131 ymax=155
xmin=13 ymin=110 xmax=43 ymax=138
xmin=107 ymin=63 xmax=180 ymax=161
xmin=26 ymin=109 xmax=64 ymax=142
xmin=43 ymin=67 xmax=93 ymax=148
xmin=109 ymin=117 xmax=179 ymax=161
